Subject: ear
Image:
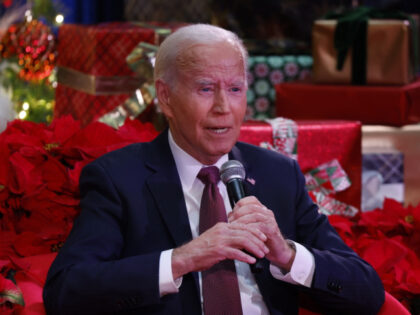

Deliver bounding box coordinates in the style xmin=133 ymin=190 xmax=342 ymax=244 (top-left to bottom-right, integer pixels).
xmin=155 ymin=79 xmax=173 ymax=119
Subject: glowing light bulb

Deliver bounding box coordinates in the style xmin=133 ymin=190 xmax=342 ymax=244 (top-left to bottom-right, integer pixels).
xmin=19 ymin=111 xmax=27 ymax=119
xmin=55 ymin=14 xmax=64 ymax=24
xmin=25 ymin=10 xmax=33 ymax=22
xmin=22 ymin=102 xmax=30 ymax=110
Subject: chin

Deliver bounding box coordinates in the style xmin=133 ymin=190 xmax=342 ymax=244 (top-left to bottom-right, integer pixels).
xmin=209 ymin=144 xmax=235 ymax=157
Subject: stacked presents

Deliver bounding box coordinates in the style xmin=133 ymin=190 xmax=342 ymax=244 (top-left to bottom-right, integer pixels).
xmin=2 ymin=7 xmax=419 ymax=314
xmin=274 ymin=6 xmax=420 ymax=211
xmin=51 ymin=12 xmax=420 ymax=214
xmin=53 ymin=21 xmax=361 ymax=216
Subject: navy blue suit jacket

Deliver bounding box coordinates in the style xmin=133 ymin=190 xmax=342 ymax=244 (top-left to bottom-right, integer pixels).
xmin=43 ymin=130 xmax=384 ymax=314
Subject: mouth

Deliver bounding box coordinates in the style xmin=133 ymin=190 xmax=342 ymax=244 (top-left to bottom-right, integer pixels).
xmin=207 ymin=127 xmax=230 ymax=134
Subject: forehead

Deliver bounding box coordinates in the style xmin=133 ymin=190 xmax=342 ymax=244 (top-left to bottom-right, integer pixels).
xmin=176 ymin=41 xmax=245 ymax=78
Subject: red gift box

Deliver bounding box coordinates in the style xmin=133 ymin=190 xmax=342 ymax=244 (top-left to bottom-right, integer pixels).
xmin=54 ymin=23 xmax=157 ymax=126
xmin=57 ymin=22 xmax=155 ymax=76
xmin=275 ymin=80 xmax=420 ymax=126
xmin=239 ymin=120 xmax=361 ymax=209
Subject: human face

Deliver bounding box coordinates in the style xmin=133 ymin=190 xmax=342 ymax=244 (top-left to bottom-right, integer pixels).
xmin=158 ymin=41 xmax=247 ymax=165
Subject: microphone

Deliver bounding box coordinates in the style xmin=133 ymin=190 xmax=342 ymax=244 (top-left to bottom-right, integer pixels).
xmin=220 ymin=160 xmax=263 ymax=273
xmin=220 ymin=160 xmax=246 ymax=209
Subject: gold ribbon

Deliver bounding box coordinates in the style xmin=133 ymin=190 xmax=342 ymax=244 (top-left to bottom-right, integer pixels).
xmin=57 ymin=67 xmax=144 ymax=95
xmin=126 ymin=42 xmax=158 ymax=80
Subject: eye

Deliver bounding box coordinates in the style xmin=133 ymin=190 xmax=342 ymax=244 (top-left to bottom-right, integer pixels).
xmin=230 ymin=87 xmax=242 ymax=93
xmin=199 ymin=86 xmax=214 ymax=93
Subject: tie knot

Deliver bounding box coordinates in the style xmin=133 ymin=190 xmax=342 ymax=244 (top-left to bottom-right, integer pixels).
xmin=198 ymin=166 xmax=220 ymax=185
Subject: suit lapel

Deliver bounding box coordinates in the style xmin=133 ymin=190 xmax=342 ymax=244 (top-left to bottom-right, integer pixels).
xmin=144 ymin=131 xmax=202 ymax=305
xmin=145 ymin=130 xmax=202 ymax=303
xmin=145 ymin=131 xmax=193 ymax=247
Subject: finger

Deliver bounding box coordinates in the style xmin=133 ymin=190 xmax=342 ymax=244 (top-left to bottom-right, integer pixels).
xmin=204 ymin=222 xmax=267 ymax=251
xmin=229 ymin=211 xmax=285 ymax=246
xmin=229 ymin=222 xmax=267 ymax=242
xmin=226 ymin=228 xmax=269 ymax=258
xmin=174 ymin=223 xmax=268 ymax=273
xmin=234 ymin=196 xmax=263 ymax=208
xmin=229 ymin=211 xmax=268 ymax=225
xmin=208 ymin=223 xmax=269 ymax=256
xmin=228 ymin=204 xmax=272 ymax=222
xmin=231 ymin=221 xmax=269 ymax=237
xmin=222 ymin=247 xmax=258 ymax=265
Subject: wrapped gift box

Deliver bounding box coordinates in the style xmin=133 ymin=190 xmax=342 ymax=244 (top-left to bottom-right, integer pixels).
xmin=246 ymin=55 xmax=312 ymax=120
xmin=313 ymin=19 xmax=415 ymax=85
xmin=362 ymin=124 xmax=420 ymax=207
xmin=239 ymin=120 xmax=361 ymax=209
xmin=362 ymin=150 xmax=404 ymax=211
xmin=54 ymin=23 xmax=157 ymax=126
xmin=57 ymin=23 xmax=156 ymax=75
xmin=275 ymin=79 xmax=420 ymax=126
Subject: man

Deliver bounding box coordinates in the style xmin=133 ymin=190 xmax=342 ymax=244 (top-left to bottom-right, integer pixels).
xmin=43 ymin=24 xmax=384 ymax=314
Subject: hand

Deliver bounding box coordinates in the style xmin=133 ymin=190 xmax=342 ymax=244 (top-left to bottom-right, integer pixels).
xmin=228 ymin=196 xmax=296 ymax=272
xmin=171 ymin=221 xmax=269 ymax=279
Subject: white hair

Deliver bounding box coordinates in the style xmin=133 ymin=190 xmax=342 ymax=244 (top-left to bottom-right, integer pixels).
xmin=154 ymin=24 xmax=248 ymax=87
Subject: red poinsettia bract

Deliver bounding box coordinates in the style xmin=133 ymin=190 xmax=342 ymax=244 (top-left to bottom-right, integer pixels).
xmin=329 ymin=199 xmax=420 ymax=307
xmin=0 ymin=116 xmax=158 ymax=311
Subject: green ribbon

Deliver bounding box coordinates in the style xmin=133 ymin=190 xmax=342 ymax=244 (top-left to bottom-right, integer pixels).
xmin=324 ymin=6 xmax=419 ymax=85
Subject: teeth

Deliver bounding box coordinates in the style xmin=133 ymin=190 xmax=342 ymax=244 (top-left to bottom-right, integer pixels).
xmin=210 ymin=128 xmax=228 ymax=134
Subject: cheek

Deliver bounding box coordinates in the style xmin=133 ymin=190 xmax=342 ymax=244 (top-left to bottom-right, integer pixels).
xmin=173 ymin=99 xmax=199 ymax=121
xmin=233 ymin=99 xmax=247 ymax=120
xmin=188 ymin=101 xmax=212 ymax=122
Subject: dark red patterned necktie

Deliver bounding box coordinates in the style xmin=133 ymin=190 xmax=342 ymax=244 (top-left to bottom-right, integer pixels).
xmin=198 ymin=166 xmax=243 ymax=315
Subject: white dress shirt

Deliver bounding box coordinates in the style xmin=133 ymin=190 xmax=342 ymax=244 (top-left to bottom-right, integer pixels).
xmin=158 ymin=131 xmax=315 ymax=314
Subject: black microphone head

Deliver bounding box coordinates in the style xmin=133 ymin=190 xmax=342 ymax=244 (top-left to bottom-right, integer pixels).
xmin=220 ymin=160 xmax=245 ymax=184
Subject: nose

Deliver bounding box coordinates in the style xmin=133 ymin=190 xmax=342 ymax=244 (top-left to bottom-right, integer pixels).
xmin=213 ymin=88 xmax=230 ymax=114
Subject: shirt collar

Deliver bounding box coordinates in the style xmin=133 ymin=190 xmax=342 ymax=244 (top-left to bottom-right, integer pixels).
xmin=168 ymin=130 xmax=228 ymax=190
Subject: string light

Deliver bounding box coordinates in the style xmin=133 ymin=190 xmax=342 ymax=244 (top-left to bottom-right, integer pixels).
xmin=25 ymin=10 xmax=33 ymax=22
xmin=55 ymin=14 xmax=64 ymax=24
xmin=18 ymin=110 xmax=27 ymax=119
xmin=22 ymin=102 xmax=30 ymax=110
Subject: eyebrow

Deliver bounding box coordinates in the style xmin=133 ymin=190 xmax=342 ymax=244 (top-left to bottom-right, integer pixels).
xmin=231 ymin=80 xmax=245 ymax=86
xmin=195 ymin=79 xmax=245 ymax=86
xmin=195 ymin=79 xmax=214 ymax=85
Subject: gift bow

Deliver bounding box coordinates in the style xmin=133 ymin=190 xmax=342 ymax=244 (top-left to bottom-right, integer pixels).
xmin=99 ymin=27 xmax=167 ymax=128
xmin=323 ymin=6 xmax=419 ymax=85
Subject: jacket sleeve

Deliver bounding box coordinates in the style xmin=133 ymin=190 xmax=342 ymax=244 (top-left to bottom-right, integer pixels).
xmin=291 ymin=159 xmax=385 ymax=315
xmin=43 ymin=162 xmax=162 ymax=314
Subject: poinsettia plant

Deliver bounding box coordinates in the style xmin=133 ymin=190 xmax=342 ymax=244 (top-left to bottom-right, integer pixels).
xmin=0 ymin=260 xmax=24 ymax=314
xmin=0 ymin=116 xmax=157 ymax=313
xmin=329 ymin=199 xmax=420 ymax=311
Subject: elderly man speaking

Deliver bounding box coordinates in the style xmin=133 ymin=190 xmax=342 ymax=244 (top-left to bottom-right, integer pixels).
xmin=43 ymin=24 xmax=384 ymax=315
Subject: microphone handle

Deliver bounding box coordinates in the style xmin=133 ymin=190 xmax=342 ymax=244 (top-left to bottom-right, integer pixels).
xmin=226 ymin=179 xmax=245 ymax=209
xmin=227 ymin=179 xmax=264 ymax=274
